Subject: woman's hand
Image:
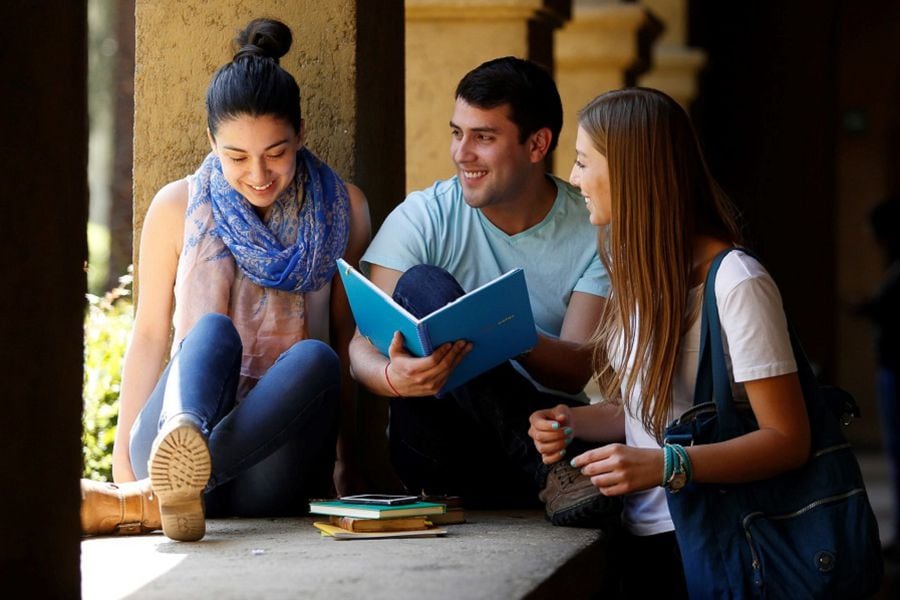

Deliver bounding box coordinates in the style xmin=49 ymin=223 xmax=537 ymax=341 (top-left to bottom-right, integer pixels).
xmin=384 ymin=332 xmax=470 ymax=397
xmin=528 ymin=404 xmax=575 ymax=464
xmin=570 ymin=443 xmax=664 ymax=496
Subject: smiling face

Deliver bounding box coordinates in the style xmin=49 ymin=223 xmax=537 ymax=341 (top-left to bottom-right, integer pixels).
xmin=209 ymin=114 xmax=304 ymax=218
xmin=570 ymin=125 xmax=611 ymax=226
xmin=449 ymin=99 xmax=541 ymax=211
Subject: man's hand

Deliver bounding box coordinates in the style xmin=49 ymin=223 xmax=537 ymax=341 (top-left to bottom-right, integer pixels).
xmin=385 ymin=332 xmax=471 ymax=397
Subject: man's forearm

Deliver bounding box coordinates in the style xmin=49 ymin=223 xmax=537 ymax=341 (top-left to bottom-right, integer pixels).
xmin=349 ymin=333 xmax=393 ymax=397
xmin=517 ymin=333 xmax=593 ymax=394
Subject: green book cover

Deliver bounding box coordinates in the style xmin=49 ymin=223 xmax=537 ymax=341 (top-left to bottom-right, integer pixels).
xmin=308 ymin=500 xmax=446 ymax=520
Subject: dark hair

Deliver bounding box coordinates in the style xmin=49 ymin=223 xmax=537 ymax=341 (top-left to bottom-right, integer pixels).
xmin=455 ymin=56 xmax=563 ymax=153
xmin=205 ymin=18 xmax=301 ymax=136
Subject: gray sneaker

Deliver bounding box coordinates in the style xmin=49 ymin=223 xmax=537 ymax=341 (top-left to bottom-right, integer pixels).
xmin=538 ymin=460 xmax=622 ymax=528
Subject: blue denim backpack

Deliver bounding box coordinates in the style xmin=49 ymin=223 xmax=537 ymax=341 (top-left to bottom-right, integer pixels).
xmin=664 ymin=248 xmax=883 ymax=599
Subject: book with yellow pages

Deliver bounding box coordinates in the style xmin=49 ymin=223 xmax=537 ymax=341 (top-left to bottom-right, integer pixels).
xmin=330 ymin=515 xmax=431 ymax=532
xmin=427 ymin=507 xmax=466 ymax=525
xmin=314 ymin=522 xmax=447 ymax=540
xmin=419 ymin=494 xmax=465 ymax=524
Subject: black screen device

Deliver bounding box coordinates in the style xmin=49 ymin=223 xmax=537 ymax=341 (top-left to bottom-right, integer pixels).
xmin=338 ymin=494 xmax=419 ymax=506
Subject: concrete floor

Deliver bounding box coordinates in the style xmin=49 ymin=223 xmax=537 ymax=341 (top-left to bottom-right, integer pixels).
xmin=81 ymin=510 xmax=607 ymax=599
xmin=81 ymin=451 xmax=900 ymax=600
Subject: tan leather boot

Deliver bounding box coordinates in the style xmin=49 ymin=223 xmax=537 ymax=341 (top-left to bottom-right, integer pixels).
xmin=80 ymin=478 xmax=161 ymax=536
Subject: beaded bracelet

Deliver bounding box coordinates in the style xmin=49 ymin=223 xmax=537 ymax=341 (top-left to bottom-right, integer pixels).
xmin=384 ymin=362 xmax=403 ymax=398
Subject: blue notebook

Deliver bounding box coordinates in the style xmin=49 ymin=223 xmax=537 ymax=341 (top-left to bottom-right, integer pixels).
xmin=336 ymin=259 xmax=538 ymax=395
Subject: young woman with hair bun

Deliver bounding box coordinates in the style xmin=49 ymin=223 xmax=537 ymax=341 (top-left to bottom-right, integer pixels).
xmin=80 ymin=17 xmax=370 ymax=542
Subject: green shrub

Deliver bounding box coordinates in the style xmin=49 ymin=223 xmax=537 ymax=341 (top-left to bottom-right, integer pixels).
xmin=82 ymin=268 xmax=133 ymax=481
xmin=86 ymin=221 xmax=110 ymax=296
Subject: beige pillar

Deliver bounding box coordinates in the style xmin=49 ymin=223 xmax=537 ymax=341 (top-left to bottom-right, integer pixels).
xmin=554 ymin=0 xmax=649 ymax=176
xmin=637 ymin=0 xmax=705 ymax=108
xmin=405 ymin=0 xmax=569 ymax=193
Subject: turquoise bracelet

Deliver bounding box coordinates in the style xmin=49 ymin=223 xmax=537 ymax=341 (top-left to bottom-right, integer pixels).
xmin=662 ymin=443 xmax=693 ymax=492
xmin=670 ymin=443 xmax=693 ymax=485
xmin=662 ymin=444 xmax=675 ymax=487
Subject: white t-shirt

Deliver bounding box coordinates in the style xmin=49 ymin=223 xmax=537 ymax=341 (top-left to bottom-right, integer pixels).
xmin=619 ymin=251 xmax=797 ymax=536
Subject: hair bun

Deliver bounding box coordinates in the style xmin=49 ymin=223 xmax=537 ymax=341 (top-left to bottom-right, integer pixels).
xmin=233 ymin=18 xmax=292 ymax=63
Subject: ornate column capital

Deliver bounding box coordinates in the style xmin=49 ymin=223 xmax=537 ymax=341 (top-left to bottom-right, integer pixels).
xmin=553 ymin=2 xmax=654 ymax=179
xmin=636 ymin=0 xmax=706 ymax=107
xmin=406 ymin=0 xmax=568 ymax=26
xmin=556 ymin=4 xmax=648 ymax=70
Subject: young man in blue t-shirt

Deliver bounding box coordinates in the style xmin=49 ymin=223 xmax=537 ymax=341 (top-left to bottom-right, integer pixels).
xmin=349 ymin=57 xmax=617 ymax=525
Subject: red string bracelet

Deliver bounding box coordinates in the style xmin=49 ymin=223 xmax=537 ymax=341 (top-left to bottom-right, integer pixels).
xmin=384 ymin=362 xmax=403 ymax=398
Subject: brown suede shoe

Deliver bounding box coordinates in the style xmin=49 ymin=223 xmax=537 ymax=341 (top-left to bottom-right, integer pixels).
xmin=538 ymin=460 xmax=622 ymax=528
xmin=80 ymin=478 xmax=161 ymax=536
xmin=148 ymin=414 xmax=211 ymax=542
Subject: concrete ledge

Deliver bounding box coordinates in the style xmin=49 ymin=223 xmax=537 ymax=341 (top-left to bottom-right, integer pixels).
xmin=81 ymin=509 xmax=607 ymax=599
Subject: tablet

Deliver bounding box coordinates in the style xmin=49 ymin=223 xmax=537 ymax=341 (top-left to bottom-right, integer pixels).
xmin=338 ymin=494 xmax=419 ymax=506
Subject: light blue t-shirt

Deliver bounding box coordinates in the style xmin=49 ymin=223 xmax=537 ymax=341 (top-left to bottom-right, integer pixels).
xmin=361 ymin=175 xmax=609 ymax=340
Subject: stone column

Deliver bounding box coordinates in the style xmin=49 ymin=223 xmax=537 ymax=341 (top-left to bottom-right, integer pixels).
xmin=0 ymin=2 xmax=87 ymax=595
xmin=637 ymin=0 xmax=705 ymax=108
xmin=405 ymin=0 xmax=570 ymax=193
xmin=554 ymin=0 xmax=650 ymax=176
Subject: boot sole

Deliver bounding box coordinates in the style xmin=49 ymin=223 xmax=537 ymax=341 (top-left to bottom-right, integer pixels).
xmin=549 ymin=494 xmax=622 ymax=528
xmin=149 ymin=419 xmax=210 ymax=542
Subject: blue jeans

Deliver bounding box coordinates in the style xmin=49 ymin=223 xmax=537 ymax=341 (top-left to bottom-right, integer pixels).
xmin=388 ymin=265 xmax=588 ymax=508
xmin=129 ymin=313 xmax=340 ymax=517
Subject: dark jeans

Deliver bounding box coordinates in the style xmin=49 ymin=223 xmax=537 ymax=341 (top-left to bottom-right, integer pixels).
xmin=609 ymin=530 xmax=688 ymax=599
xmin=877 ymin=366 xmax=900 ymax=542
xmin=388 ymin=265 xmax=587 ymax=508
xmin=129 ymin=313 xmax=340 ymax=517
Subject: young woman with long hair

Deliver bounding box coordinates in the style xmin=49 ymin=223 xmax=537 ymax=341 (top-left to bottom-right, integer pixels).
xmin=528 ymin=88 xmax=810 ymax=596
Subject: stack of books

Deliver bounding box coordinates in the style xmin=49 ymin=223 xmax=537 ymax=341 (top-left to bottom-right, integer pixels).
xmin=420 ymin=494 xmax=466 ymax=525
xmin=309 ymin=499 xmax=449 ymax=540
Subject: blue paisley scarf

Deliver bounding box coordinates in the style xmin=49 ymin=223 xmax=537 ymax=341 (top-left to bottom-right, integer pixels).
xmin=200 ymin=146 xmax=350 ymax=293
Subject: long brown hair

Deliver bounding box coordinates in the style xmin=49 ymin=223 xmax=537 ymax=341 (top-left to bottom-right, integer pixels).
xmin=579 ymin=88 xmax=743 ymax=441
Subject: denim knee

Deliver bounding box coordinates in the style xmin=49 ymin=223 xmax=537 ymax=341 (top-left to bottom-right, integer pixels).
xmin=189 ymin=313 xmax=242 ymax=350
xmin=276 ymin=339 xmax=341 ymax=389
xmin=393 ymin=264 xmax=465 ymax=318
